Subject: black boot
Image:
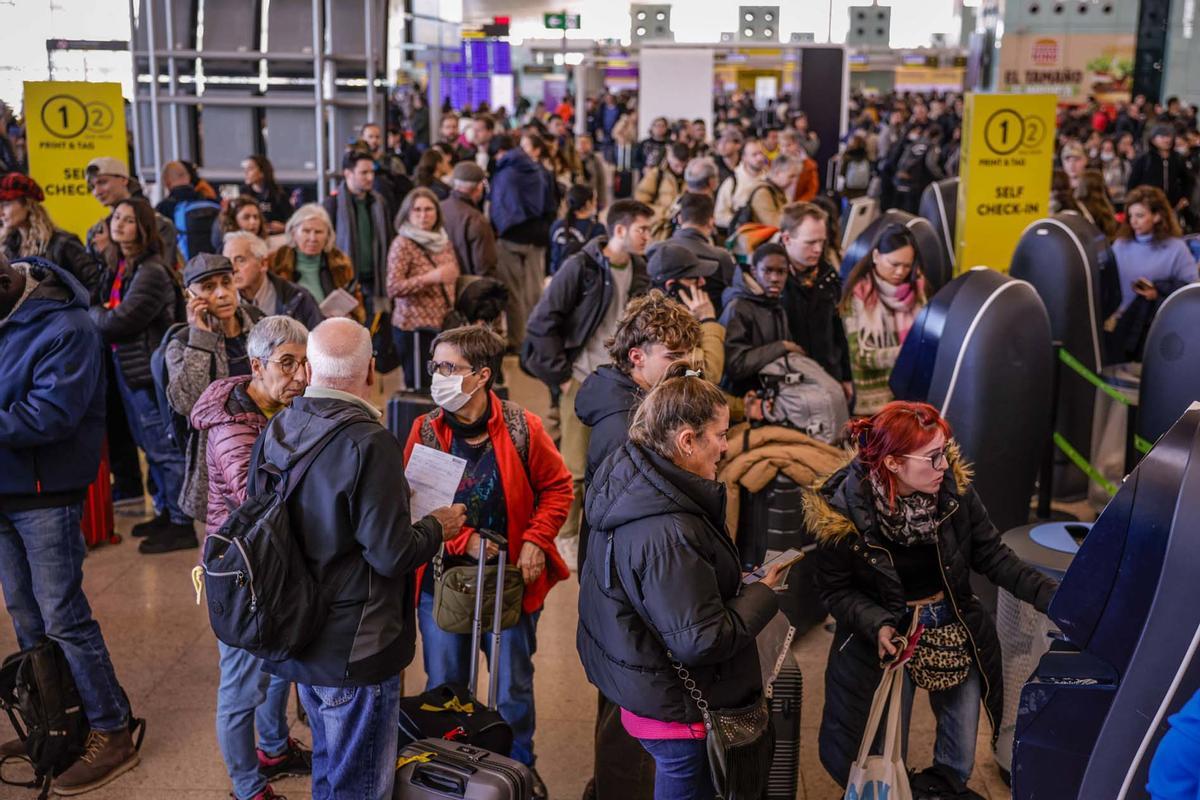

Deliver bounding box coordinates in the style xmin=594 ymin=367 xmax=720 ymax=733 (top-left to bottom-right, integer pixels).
xmin=129 ymin=512 xmax=168 ymax=538
xmin=137 ymin=522 xmax=197 ymax=554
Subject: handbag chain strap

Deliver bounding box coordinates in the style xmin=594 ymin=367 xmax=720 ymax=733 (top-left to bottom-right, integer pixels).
xmin=667 ymin=650 xmax=713 ymax=728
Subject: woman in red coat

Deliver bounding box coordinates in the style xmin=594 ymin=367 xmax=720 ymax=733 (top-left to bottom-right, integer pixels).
xmin=402 ymin=325 xmax=572 ymax=800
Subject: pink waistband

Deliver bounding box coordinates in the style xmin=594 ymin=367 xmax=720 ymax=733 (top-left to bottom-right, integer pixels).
xmin=620 ymin=708 xmax=707 ymax=740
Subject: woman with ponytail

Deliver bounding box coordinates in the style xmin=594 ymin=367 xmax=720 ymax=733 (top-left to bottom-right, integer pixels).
xmin=578 ymin=362 xmax=784 ymax=800
xmin=548 ymin=183 xmax=605 ymax=276
xmin=839 ymin=224 xmax=928 ymax=416
xmin=803 ymin=402 xmax=1058 ymax=789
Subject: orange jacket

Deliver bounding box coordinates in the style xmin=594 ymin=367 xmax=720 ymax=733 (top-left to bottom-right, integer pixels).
xmin=403 ymin=393 xmax=574 ymax=613
xmin=791 ymin=158 xmax=820 ymax=203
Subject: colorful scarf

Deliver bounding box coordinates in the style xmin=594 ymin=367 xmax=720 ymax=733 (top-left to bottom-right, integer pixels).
xmin=869 ymin=473 xmax=941 ymax=547
xmin=850 ymin=274 xmax=926 ymax=352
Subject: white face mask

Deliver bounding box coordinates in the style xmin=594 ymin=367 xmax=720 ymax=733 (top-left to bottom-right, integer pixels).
xmin=430 ymin=372 xmax=476 ymax=413
xmin=1100 ymin=151 xmax=1115 ymax=162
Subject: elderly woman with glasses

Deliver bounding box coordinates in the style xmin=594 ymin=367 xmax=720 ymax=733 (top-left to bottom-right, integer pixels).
xmin=803 ymin=401 xmax=1058 ymax=790
xmin=268 ymin=203 xmax=364 ymax=322
xmin=190 ymin=315 xmax=313 ymax=800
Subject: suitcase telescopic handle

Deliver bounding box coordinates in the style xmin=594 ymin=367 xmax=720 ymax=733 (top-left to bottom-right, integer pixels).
xmin=477 ymin=528 xmax=508 ymax=549
xmin=411 ymin=763 xmax=468 ymax=797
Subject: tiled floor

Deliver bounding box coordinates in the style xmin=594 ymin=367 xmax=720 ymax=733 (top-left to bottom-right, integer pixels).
xmin=0 ymin=360 xmax=1077 ymax=799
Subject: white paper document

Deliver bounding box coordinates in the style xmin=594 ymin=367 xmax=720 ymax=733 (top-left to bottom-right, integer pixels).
xmin=405 ymin=444 xmax=467 ymax=523
xmin=318 ymin=288 xmax=360 ymax=318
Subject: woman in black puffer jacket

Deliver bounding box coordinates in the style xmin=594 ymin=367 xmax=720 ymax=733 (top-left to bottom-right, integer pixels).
xmin=803 ymin=401 xmax=1058 ymax=788
xmin=578 ymin=362 xmax=785 ymax=800
xmin=89 ymin=197 xmax=188 ymax=536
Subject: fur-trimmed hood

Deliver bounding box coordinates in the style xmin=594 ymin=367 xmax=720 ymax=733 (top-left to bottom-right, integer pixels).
xmin=801 ymin=439 xmax=973 ymax=545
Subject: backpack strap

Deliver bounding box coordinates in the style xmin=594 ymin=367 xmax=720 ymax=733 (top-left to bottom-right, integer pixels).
xmin=419 ymin=401 xmax=530 ymax=479
xmin=250 ymin=417 xmax=361 ymax=499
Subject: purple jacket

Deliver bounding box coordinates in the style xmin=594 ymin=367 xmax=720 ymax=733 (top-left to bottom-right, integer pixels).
xmin=190 ymin=375 xmax=266 ymax=537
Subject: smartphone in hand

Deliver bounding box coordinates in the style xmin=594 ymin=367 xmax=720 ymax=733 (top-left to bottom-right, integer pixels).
xmin=741 ymin=545 xmax=814 ymax=584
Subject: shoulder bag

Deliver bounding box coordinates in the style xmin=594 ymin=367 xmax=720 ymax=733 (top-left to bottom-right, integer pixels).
xmin=670 ymin=651 xmax=774 ymax=800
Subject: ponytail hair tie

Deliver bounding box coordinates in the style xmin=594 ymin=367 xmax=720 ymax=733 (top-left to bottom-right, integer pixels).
xmin=685 ymin=369 xmax=703 ymax=379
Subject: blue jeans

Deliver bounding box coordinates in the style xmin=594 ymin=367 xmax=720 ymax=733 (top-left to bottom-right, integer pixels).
xmin=111 ymin=354 xmax=188 ymax=525
xmin=416 ymin=590 xmax=540 ymax=766
xmin=0 ymin=505 xmax=129 ymax=731
xmin=638 ymin=737 xmax=710 ymax=800
xmin=216 ymin=641 xmax=292 ymax=799
xmin=298 ymin=676 xmax=401 ymax=800
xmin=898 ymin=600 xmax=983 ymax=783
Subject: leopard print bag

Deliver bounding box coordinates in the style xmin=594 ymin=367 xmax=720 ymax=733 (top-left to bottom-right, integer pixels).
xmin=907 ymin=622 xmax=971 ymax=692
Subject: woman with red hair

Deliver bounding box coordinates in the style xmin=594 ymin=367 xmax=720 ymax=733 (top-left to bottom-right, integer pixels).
xmin=803 ymin=401 xmax=1057 ymax=789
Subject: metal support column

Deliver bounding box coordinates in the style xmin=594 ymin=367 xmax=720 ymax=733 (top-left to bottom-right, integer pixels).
xmin=126 ymin=0 xmax=144 ymax=183
xmin=163 ymin=0 xmax=180 ymax=159
xmin=365 ymin=0 xmax=377 ymax=125
xmin=312 ymin=0 xmax=327 ymax=201
xmin=144 ymin=0 xmax=164 ymax=192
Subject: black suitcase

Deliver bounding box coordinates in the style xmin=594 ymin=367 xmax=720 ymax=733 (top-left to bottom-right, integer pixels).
xmin=765 ymin=659 xmax=803 ymax=800
xmin=394 ymin=739 xmax=532 ymax=800
xmin=387 ymin=391 xmax=437 ymax=444
xmin=737 ymin=474 xmax=828 ymax=634
xmin=399 ymin=531 xmax=515 ymax=756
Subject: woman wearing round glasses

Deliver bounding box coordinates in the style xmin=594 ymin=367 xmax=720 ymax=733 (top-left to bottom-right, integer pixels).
xmin=804 ymin=401 xmax=1058 ymax=789
xmin=190 ymin=315 xmax=314 ymax=800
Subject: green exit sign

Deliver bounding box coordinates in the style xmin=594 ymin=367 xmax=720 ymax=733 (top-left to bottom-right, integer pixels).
xmin=544 ymin=12 xmax=581 ymax=29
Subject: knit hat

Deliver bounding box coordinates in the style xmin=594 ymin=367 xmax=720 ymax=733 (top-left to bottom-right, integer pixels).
xmin=0 ymin=173 xmax=44 ymax=203
xmin=1150 ymin=123 xmax=1176 ymax=141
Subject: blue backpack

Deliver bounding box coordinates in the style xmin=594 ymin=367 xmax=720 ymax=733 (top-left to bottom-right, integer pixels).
xmin=172 ymin=198 xmax=222 ymax=261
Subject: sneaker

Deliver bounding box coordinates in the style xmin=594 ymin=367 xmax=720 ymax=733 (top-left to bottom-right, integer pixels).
xmin=52 ymin=728 xmax=138 ymax=796
xmin=257 ymin=738 xmax=312 ymax=781
xmin=530 ymin=766 xmax=548 ymax=800
xmin=0 ymin=737 xmax=25 ymax=758
xmin=129 ymin=511 xmax=168 ymax=538
xmin=231 ymin=785 xmax=287 ymax=800
xmin=137 ymin=522 xmax=197 ymax=554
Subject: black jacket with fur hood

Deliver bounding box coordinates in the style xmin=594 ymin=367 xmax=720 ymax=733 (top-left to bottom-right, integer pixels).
xmin=801 ymin=445 xmax=1057 ymax=786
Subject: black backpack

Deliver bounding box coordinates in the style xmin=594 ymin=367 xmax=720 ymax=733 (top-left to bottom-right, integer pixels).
xmin=201 ymin=418 xmax=357 ymax=661
xmin=149 ymin=322 xmax=194 ymax=455
xmin=0 ymin=640 xmax=144 ymax=798
xmin=728 ymin=184 xmax=781 ymax=232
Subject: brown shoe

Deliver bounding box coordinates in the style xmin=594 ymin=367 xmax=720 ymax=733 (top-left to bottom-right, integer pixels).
xmin=0 ymin=737 xmax=25 ymax=758
xmin=52 ymin=728 xmax=139 ymax=796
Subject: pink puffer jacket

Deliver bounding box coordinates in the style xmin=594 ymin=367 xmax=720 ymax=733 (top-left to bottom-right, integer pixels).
xmin=189 ymin=375 xmax=267 ymax=537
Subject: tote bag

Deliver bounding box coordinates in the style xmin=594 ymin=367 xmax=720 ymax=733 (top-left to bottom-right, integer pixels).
xmin=843 ymin=665 xmax=912 ymax=800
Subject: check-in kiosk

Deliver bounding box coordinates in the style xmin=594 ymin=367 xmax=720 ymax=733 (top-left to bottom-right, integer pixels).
xmin=918 ymin=177 xmax=958 ymax=280
xmin=1138 ymin=284 xmax=1200 ymax=446
xmin=1009 ymin=213 xmax=1109 ymax=499
xmin=1013 ymin=403 xmax=1200 ymax=799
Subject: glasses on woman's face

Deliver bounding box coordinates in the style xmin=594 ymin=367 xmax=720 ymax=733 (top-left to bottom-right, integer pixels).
xmin=265 ymin=355 xmax=308 ymax=376
xmin=901 ymin=448 xmax=949 ymax=471
xmin=426 ymin=360 xmax=475 ymax=378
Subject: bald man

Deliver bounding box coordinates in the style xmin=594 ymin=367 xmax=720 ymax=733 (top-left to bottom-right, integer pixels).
xmin=156 ymin=160 xmax=220 ymax=259
xmin=256 ymin=318 xmax=464 ymax=799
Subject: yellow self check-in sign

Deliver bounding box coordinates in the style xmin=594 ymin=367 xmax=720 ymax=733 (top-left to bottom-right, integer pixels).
xmin=955 ymin=93 xmax=1056 ymax=274
xmin=24 ymin=81 xmax=128 ymax=239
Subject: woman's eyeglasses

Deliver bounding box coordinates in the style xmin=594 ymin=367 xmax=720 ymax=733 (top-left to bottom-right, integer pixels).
xmin=264 ymin=356 xmax=307 ymax=376
xmin=426 ymin=360 xmax=476 ymax=378
xmin=900 ymin=449 xmax=949 ymax=470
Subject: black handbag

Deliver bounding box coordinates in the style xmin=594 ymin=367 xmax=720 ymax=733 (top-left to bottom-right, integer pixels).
xmin=369 ymin=307 xmax=402 ymax=374
xmin=670 ymin=653 xmax=774 ymax=800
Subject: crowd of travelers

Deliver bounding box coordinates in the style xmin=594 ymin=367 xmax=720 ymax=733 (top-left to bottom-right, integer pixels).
xmin=0 ymin=80 xmax=1198 ymax=800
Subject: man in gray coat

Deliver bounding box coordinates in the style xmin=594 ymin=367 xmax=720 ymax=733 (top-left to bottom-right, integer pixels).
xmin=440 ymin=162 xmax=497 ymax=278
xmin=322 ymin=150 xmax=391 ymax=316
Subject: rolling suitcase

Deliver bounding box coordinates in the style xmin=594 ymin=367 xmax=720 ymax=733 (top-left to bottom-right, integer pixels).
xmin=387 ymin=334 xmax=438 ymax=443
xmin=766 ymin=659 xmax=803 ymax=800
xmin=81 ymin=441 xmax=119 ymax=548
xmin=394 ymin=739 xmax=533 ymax=800
xmin=398 ymin=530 xmax=515 ymax=756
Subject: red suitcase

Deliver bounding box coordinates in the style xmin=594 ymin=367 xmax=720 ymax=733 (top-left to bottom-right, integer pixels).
xmin=81 ymin=441 xmax=119 ymax=548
